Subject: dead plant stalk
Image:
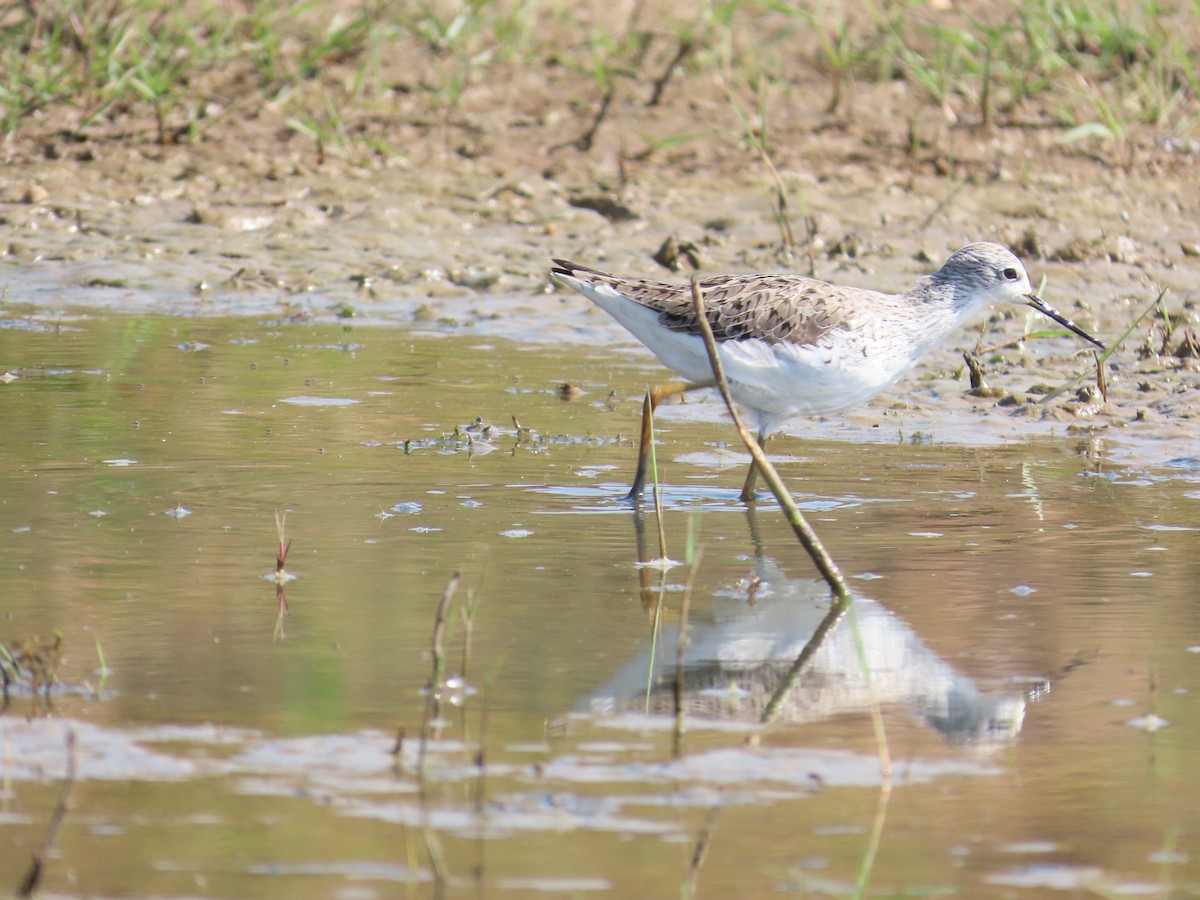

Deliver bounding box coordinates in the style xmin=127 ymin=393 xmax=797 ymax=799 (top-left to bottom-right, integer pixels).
xmin=685 ymin=276 xmax=849 ymax=599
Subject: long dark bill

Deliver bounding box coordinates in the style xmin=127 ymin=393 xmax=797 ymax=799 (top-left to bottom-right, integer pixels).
xmin=1025 ymin=294 xmax=1105 ymax=350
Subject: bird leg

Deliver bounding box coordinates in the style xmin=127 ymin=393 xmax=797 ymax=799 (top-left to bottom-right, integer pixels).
xmin=738 ymin=432 xmax=769 ymax=504
xmin=625 ymin=379 xmax=714 ymax=502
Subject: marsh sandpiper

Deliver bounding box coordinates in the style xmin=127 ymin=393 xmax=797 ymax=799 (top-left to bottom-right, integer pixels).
xmin=551 ymin=243 xmax=1105 ymax=503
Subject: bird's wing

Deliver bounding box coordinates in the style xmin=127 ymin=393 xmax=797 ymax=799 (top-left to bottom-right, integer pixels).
xmin=551 ymin=261 xmax=849 ymax=347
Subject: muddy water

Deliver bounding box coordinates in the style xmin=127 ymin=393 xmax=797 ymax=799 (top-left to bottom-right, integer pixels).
xmin=1 ymin=313 xmax=1198 ymax=897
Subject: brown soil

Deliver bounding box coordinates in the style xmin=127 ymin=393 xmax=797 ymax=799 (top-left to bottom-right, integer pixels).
xmin=1 ymin=7 xmax=1197 ymax=465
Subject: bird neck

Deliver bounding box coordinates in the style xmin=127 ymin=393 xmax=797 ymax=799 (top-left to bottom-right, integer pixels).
xmin=904 ymin=276 xmax=974 ymax=351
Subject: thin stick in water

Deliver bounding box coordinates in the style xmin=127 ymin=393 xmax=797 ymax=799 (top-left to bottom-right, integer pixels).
xmin=688 ymin=276 xmax=891 ymax=774
xmin=419 ymin=572 xmax=460 ymax=778
xmin=672 ymin=547 xmax=702 ymax=758
xmin=17 ymin=730 xmax=77 ymax=898
xmin=686 ymin=275 xmax=850 ymax=599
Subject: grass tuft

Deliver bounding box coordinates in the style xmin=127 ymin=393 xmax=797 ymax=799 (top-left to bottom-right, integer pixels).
xmin=0 ymin=1 xmax=1196 ymax=165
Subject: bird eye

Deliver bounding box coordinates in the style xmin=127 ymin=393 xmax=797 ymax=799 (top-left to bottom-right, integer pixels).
xmin=1002 ymin=267 xmax=1019 ymax=280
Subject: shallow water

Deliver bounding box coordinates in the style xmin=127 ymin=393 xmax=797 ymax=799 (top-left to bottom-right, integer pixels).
xmin=1 ymin=313 xmax=1198 ymax=897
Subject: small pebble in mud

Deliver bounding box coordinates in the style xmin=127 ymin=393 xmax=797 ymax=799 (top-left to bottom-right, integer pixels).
xmin=1 ymin=182 xmax=49 ymax=204
xmin=1016 ymin=227 xmax=1047 ymax=259
xmin=568 ymin=195 xmax=639 ymax=223
xmin=1040 ymin=405 xmax=1075 ymax=422
xmin=449 ymin=267 xmax=502 ymax=291
xmin=652 ymin=234 xmax=702 ymax=272
xmin=998 ymin=392 xmax=1028 ymax=407
xmin=968 ymin=386 xmax=1008 ymax=399
xmin=1059 ymin=400 xmax=1104 ymax=417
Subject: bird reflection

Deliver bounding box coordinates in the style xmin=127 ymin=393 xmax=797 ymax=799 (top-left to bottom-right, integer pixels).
xmin=585 ymin=508 xmax=1027 ymax=747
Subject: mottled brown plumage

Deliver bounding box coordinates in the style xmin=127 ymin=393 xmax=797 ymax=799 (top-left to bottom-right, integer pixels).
xmin=550 ymin=261 xmax=847 ymax=347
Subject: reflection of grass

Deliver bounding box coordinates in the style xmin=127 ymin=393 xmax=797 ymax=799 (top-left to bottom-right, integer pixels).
xmin=0 ymin=0 xmax=1196 ymax=164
